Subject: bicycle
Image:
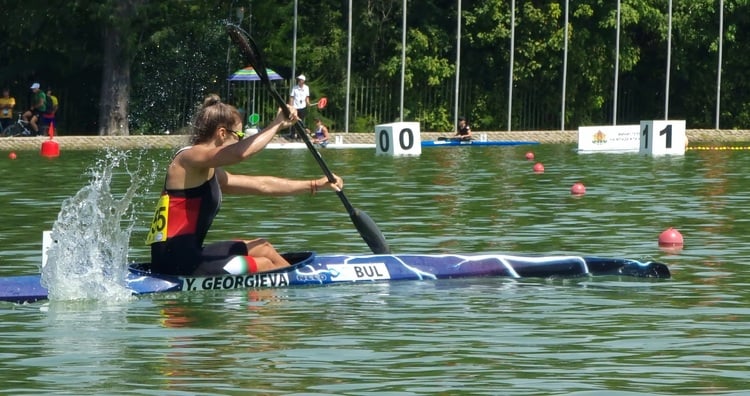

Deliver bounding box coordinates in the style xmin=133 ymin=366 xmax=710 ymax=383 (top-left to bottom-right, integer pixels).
xmin=1 ymin=114 xmax=34 ymax=137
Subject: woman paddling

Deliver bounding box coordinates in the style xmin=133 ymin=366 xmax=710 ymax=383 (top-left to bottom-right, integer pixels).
xmin=145 ymin=94 xmax=343 ymax=276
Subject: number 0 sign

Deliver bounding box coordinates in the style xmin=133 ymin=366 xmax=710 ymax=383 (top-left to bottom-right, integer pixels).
xmin=375 ymin=122 xmax=422 ymax=156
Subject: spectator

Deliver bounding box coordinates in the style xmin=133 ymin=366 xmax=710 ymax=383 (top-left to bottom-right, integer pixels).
xmin=287 ymin=74 xmax=310 ymax=139
xmin=41 ymin=87 xmax=59 ymax=132
xmin=23 ymin=83 xmax=47 ymax=135
xmin=0 ymin=87 xmax=15 ymax=132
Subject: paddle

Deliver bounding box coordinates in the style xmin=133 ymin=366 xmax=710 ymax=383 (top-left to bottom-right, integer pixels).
xmin=226 ymin=24 xmax=391 ymax=254
xmin=311 ymin=97 xmax=328 ymax=109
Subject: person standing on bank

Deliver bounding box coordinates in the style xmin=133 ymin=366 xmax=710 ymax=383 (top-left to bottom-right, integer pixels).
xmin=287 ymin=74 xmax=310 ymax=139
xmin=0 ymin=88 xmax=15 ymax=132
xmin=41 ymin=87 xmax=59 ymax=130
xmin=145 ymin=94 xmax=344 ymax=276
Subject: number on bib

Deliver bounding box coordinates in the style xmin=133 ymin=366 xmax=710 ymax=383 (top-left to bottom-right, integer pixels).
xmin=145 ymin=194 xmax=170 ymax=245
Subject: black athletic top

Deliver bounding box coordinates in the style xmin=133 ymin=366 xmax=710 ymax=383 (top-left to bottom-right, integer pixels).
xmin=147 ymin=174 xmax=222 ymax=275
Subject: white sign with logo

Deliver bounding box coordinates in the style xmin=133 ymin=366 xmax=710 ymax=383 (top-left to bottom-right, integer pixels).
xmin=577 ymin=125 xmax=641 ymax=153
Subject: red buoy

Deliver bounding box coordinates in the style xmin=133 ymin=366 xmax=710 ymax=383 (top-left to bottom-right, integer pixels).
xmin=525 ymin=151 xmax=535 ymax=160
xmin=570 ymin=182 xmax=586 ymax=195
xmin=658 ymin=227 xmax=684 ymax=247
xmin=533 ymin=162 xmax=544 ymax=173
xmin=8 ymin=152 xmax=17 ymax=160
xmin=40 ymin=123 xmax=60 ymax=158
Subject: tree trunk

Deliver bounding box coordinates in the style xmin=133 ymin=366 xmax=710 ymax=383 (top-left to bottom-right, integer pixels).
xmin=98 ymin=5 xmax=132 ymax=136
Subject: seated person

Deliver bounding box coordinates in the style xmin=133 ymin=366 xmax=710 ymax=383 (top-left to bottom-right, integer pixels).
xmin=22 ymin=83 xmax=47 ymax=135
xmin=452 ymin=116 xmax=472 ymax=141
xmin=311 ymin=118 xmax=330 ymax=147
xmin=146 ymin=94 xmax=344 ymax=276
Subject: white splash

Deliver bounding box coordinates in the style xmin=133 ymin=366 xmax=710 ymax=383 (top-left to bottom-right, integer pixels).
xmin=41 ymin=150 xmax=158 ymax=302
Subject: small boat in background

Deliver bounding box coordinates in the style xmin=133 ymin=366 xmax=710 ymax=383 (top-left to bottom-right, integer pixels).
xmin=422 ymin=138 xmax=539 ymax=147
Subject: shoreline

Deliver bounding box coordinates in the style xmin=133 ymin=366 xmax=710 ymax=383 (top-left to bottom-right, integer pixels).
xmin=1 ymin=129 xmax=749 ymax=151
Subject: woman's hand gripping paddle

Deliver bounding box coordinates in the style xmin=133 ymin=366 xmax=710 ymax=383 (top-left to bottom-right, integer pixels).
xmin=226 ymin=24 xmax=391 ymax=254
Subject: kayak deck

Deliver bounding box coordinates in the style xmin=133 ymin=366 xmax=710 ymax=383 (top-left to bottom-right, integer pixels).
xmin=0 ymin=252 xmax=670 ymax=304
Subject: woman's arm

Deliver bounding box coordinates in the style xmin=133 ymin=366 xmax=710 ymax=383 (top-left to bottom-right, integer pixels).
xmin=181 ymin=107 xmax=296 ymax=170
xmin=219 ymin=170 xmax=343 ymax=196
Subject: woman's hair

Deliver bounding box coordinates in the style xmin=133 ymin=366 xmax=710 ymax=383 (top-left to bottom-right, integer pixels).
xmin=191 ymin=94 xmax=241 ymax=144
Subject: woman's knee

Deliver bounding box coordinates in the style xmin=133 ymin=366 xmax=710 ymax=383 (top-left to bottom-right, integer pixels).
xmin=246 ymin=238 xmax=273 ymax=250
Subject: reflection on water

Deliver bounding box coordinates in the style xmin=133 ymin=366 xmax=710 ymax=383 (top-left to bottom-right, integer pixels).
xmin=1 ymin=144 xmax=750 ymax=393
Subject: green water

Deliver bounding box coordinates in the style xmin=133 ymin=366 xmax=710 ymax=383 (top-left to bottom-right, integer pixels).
xmin=0 ymin=144 xmax=749 ymax=394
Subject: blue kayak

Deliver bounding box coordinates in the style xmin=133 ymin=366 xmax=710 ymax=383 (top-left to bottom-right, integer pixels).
xmin=0 ymin=252 xmax=670 ymax=304
xmin=422 ymin=139 xmax=540 ymax=147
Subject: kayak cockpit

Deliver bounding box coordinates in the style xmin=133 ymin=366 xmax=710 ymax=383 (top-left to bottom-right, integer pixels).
xmin=128 ymin=251 xmax=316 ymax=277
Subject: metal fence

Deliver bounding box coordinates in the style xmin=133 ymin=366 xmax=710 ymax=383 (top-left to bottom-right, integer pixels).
xmin=219 ymin=77 xmax=639 ymax=134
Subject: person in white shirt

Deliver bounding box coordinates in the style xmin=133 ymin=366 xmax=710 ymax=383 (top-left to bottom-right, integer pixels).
xmin=287 ymin=74 xmax=310 ymax=139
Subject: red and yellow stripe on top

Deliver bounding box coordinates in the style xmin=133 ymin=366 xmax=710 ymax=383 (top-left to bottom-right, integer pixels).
xmin=145 ymin=193 xmax=201 ymax=245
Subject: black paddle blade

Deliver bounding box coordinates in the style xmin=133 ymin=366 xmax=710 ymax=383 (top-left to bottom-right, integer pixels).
xmin=226 ymin=25 xmax=265 ymax=77
xmin=350 ymin=208 xmax=391 ymax=254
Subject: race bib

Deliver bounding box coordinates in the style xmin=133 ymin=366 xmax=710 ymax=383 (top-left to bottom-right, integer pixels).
xmin=145 ymin=194 xmax=170 ymax=245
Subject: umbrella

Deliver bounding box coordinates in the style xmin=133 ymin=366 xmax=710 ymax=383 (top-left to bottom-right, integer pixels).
xmin=227 ymin=66 xmax=285 ymax=124
xmin=228 ymin=66 xmax=284 ymax=81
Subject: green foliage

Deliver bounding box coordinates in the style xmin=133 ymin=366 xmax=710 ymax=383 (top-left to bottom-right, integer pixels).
xmin=0 ymin=0 xmax=749 ymax=134
xmin=352 ymin=114 xmax=379 ymax=133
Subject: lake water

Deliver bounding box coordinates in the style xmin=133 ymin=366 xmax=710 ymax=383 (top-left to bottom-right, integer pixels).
xmin=1 ymin=143 xmax=749 ymax=394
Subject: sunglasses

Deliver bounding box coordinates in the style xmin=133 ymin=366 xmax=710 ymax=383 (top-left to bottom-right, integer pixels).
xmin=228 ymin=128 xmax=245 ymax=140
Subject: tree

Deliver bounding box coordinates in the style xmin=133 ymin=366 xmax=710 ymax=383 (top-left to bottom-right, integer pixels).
xmin=97 ymin=1 xmax=140 ymax=136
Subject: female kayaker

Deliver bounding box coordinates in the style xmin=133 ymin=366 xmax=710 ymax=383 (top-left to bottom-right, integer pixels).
xmin=145 ymin=94 xmax=343 ymax=276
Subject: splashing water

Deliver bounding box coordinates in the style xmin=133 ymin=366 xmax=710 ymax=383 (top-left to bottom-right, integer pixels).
xmin=41 ymin=150 xmax=159 ymax=302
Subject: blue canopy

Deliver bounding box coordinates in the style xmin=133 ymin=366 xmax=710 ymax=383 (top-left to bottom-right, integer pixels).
xmin=228 ymin=66 xmax=283 ymax=81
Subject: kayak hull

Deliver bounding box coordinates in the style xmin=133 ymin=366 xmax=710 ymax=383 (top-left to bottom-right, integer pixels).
xmin=422 ymin=140 xmax=540 ymax=147
xmin=0 ymin=252 xmax=670 ymax=304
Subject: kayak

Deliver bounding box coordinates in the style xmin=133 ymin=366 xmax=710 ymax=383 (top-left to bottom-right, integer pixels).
xmin=0 ymin=252 xmax=670 ymax=304
xmin=266 ymin=142 xmax=375 ymax=149
xmin=422 ymin=139 xmax=540 ymax=147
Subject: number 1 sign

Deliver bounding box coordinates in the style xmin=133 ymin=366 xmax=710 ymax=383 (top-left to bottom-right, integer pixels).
xmin=639 ymin=120 xmax=687 ymax=156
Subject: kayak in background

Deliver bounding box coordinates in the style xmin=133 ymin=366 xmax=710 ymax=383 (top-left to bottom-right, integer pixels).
xmin=423 ymin=138 xmax=540 ymax=147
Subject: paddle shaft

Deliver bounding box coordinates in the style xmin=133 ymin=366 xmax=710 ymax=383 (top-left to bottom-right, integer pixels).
xmin=226 ymin=24 xmax=390 ymax=254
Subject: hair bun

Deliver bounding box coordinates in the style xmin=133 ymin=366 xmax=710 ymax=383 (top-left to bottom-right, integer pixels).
xmin=203 ymin=93 xmax=222 ymax=107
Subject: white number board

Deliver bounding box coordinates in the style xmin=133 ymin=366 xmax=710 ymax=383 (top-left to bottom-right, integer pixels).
xmin=375 ymin=122 xmax=422 ymax=156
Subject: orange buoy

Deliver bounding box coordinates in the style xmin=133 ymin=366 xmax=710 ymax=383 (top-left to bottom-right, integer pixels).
xmin=525 ymin=151 xmax=535 ymax=160
xmin=658 ymin=227 xmax=684 ymax=247
xmin=570 ymin=182 xmax=586 ymax=195
xmin=8 ymin=152 xmax=17 ymax=160
xmin=41 ymin=140 xmax=60 ymax=157
xmin=533 ymin=162 xmax=544 ymax=173
xmin=40 ymin=122 xmax=60 ymax=158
